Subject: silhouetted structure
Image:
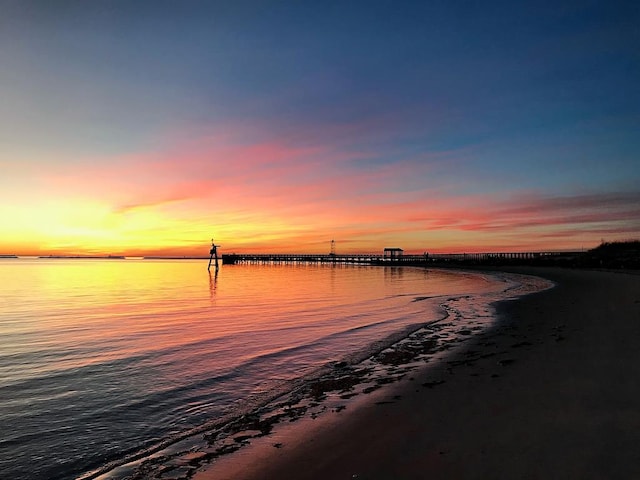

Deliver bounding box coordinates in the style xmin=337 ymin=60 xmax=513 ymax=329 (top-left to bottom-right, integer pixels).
xmin=383 ymin=248 xmax=404 ymax=260
xmin=221 ymin=250 xmax=585 ymax=266
xmin=208 ymin=239 xmax=220 ymax=271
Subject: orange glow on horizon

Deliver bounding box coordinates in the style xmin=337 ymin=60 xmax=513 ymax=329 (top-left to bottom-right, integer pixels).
xmin=3 ymin=134 xmax=637 ymax=258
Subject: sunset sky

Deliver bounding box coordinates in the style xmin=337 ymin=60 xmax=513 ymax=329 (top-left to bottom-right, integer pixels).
xmin=1 ymin=1 xmax=638 ymax=256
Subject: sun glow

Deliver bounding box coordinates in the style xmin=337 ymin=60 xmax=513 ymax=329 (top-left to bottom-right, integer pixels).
xmin=3 ymin=132 xmax=638 ymax=257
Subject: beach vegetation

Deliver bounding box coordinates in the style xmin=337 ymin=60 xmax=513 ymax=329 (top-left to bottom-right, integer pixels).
xmin=583 ymin=240 xmax=640 ymax=269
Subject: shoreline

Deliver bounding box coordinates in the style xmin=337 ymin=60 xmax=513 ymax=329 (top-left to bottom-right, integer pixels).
xmin=92 ymin=267 xmax=551 ymax=480
xmin=190 ymin=267 xmax=640 ymax=480
xmin=86 ymin=267 xmax=541 ymax=480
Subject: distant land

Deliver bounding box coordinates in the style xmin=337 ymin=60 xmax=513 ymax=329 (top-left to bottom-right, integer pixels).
xmin=578 ymin=240 xmax=640 ymax=269
xmin=38 ymin=255 xmax=126 ymax=259
xmin=428 ymin=241 xmax=639 ymax=269
xmin=143 ymin=256 xmax=209 ymax=260
xmin=3 ymin=241 xmax=637 ymax=270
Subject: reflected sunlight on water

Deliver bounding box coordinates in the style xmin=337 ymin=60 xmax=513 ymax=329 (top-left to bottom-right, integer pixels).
xmin=0 ymin=259 xmax=503 ymax=480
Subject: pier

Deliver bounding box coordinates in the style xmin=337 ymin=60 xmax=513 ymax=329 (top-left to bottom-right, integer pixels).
xmin=221 ymin=251 xmax=583 ymax=266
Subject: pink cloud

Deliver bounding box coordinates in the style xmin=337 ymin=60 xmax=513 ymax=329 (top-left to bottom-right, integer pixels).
xmin=29 ymin=124 xmax=639 ymax=255
xmin=399 ymin=191 xmax=639 ymax=231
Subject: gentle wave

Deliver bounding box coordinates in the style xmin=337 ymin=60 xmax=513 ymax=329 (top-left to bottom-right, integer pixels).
xmin=0 ymin=260 xmax=547 ymax=480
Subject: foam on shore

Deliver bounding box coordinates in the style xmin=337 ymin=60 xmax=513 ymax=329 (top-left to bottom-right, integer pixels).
xmin=85 ymin=269 xmax=552 ymax=480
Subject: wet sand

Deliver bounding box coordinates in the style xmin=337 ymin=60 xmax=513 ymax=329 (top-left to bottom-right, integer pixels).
xmin=193 ymin=267 xmax=640 ymax=480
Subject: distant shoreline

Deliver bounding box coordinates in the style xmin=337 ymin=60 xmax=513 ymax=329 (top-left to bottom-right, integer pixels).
xmin=4 ymin=239 xmax=638 ymax=271
xmin=37 ymin=255 xmax=126 ymax=259
xmin=143 ymin=256 xmax=210 ymax=260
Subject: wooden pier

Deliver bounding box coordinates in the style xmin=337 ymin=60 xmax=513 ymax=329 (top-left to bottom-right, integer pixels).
xmin=221 ymin=251 xmax=583 ymax=266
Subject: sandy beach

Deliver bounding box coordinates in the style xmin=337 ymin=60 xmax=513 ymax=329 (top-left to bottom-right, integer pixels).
xmin=192 ymin=267 xmax=640 ymax=480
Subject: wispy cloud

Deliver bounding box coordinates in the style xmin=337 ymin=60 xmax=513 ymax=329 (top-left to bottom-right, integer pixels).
xmin=8 ymin=122 xmax=639 ymax=255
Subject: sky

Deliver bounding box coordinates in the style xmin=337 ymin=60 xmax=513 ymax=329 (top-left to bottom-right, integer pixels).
xmin=1 ymin=0 xmax=638 ymax=256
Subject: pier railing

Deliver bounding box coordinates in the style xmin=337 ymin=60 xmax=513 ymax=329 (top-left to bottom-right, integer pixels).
xmin=221 ymin=251 xmax=583 ymax=265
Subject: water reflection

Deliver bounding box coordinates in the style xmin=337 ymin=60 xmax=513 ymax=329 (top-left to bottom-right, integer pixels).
xmin=0 ymin=258 xmax=511 ymax=480
xmin=208 ymin=268 xmax=218 ymax=301
xmin=384 ymin=266 xmax=405 ymax=280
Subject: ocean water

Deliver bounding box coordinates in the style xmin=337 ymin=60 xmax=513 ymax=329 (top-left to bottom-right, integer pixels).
xmin=0 ymin=259 xmax=535 ymax=479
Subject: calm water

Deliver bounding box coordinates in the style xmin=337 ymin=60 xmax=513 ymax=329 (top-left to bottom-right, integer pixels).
xmin=0 ymin=259 xmax=520 ymax=479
